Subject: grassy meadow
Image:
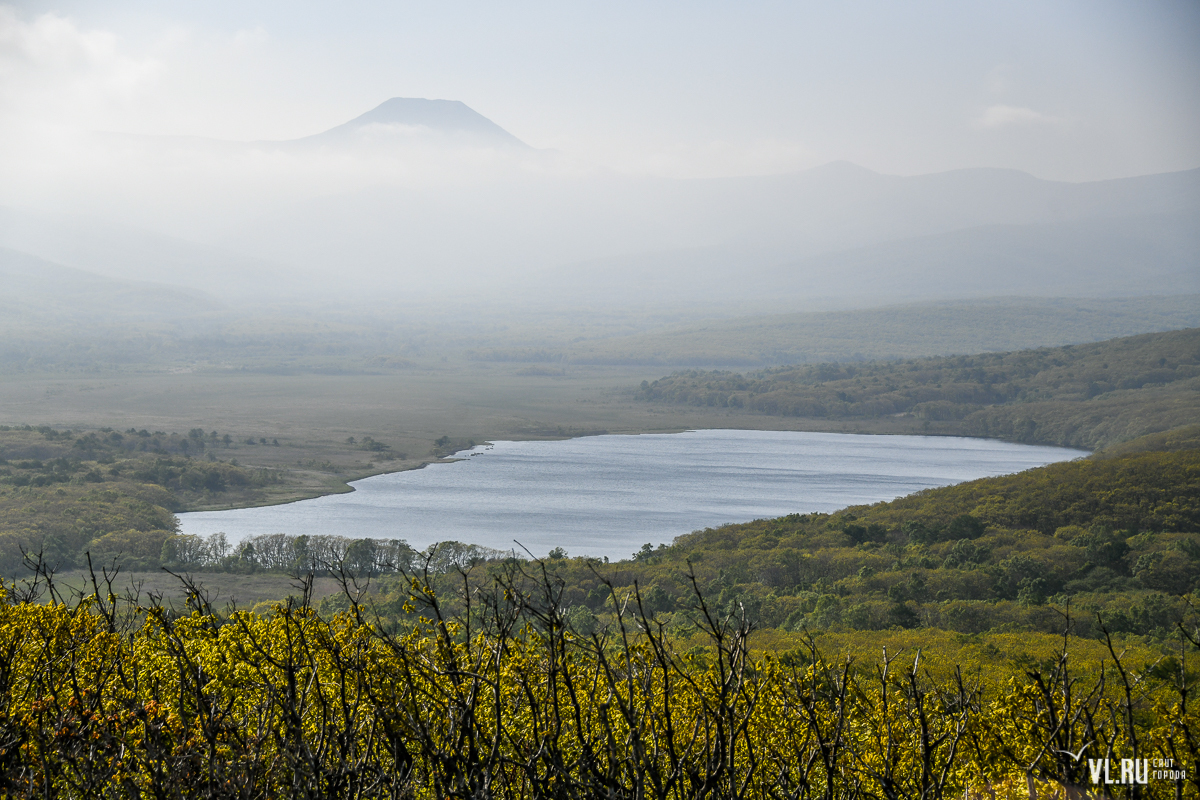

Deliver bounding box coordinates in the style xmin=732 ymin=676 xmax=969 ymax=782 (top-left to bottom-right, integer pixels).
xmin=468 ymin=295 xmax=1200 ymax=366
xmin=0 ymin=362 xmax=948 ymax=511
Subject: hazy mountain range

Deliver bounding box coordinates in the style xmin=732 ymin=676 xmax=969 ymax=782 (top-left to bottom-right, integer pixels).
xmin=0 ymin=99 xmax=1196 ymax=312
xmin=287 ymin=98 xmax=529 ymax=149
xmin=0 ymin=247 xmax=222 ymax=332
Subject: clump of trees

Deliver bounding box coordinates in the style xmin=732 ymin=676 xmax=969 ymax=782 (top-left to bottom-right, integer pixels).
xmin=0 ymin=425 xmax=281 ymax=496
xmin=345 ymin=435 xmax=404 ymax=460
xmin=0 ymin=425 xmax=281 ymax=575
xmin=161 ymin=532 xmax=414 ymax=575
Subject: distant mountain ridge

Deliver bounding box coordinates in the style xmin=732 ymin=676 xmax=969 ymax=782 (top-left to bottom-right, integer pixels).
xmin=0 ymin=206 xmax=292 ymax=300
xmin=513 ymin=166 xmax=1200 ymax=306
xmin=293 ymin=97 xmax=528 ymax=147
xmin=96 ymin=97 xmax=528 ymax=150
xmin=7 ymin=162 xmax=1196 ymax=307
xmin=0 ymin=247 xmax=222 ymax=329
xmin=5 ymin=92 xmax=1197 ymax=309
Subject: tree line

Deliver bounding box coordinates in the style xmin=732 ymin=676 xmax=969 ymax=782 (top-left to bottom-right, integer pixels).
xmin=636 ymin=328 xmax=1200 ymax=450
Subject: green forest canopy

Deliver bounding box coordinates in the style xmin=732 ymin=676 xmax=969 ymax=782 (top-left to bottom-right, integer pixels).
xmin=637 ymin=327 xmax=1200 ymax=450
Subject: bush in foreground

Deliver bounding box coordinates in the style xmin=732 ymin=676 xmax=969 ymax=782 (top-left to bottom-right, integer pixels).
xmin=0 ymin=556 xmax=1197 ymax=799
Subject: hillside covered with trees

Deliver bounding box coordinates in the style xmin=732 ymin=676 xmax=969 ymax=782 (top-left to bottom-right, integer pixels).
xmin=636 ymin=327 xmax=1200 ymax=450
xmin=0 ymin=425 xmax=280 ymax=575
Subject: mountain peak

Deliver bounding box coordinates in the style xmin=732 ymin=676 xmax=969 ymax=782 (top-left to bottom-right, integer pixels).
xmin=310 ymin=97 xmax=527 ymax=146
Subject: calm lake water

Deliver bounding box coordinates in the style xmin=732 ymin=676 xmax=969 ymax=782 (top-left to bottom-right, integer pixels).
xmin=177 ymin=430 xmax=1085 ymax=560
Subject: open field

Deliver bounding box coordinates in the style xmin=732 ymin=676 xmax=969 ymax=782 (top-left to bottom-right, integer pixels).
xmin=3 ymin=294 xmax=1194 ymax=512
xmin=49 ymin=569 xmax=345 ymax=611
xmin=473 ymin=295 xmax=1200 ymax=366
xmin=9 ymin=294 xmax=1198 ymax=374
xmin=0 ymin=363 xmax=947 ymax=509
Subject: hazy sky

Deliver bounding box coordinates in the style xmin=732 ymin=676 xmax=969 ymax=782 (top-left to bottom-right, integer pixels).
xmin=2 ymin=0 xmax=1198 ymax=181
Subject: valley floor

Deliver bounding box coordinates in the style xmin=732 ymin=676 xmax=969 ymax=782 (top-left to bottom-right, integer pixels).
xmin=0 ymin=363 xmax=963 ymax=511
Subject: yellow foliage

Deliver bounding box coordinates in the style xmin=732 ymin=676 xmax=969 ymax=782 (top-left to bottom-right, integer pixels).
xmin=0 ymin=575 xmax=1194 ymax=799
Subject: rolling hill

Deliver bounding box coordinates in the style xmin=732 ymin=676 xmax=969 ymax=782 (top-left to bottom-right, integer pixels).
xmin=467 ymin=296 xmax=1200 ymax=366
xmin=635 ymin=326 xmax=1200 ymax=451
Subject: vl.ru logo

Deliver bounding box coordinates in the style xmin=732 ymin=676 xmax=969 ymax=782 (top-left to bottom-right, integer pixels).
xmin=1087 ymin=758 xmax=1186 ymax=785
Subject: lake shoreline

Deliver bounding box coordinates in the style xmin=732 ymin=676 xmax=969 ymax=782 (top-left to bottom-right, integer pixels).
xmin=175 ymin=421 xmax=1091 ymax=516
xmin=177 ymin=430 xmax=1088 ymax=561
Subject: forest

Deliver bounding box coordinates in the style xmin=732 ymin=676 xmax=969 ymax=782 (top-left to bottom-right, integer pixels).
xmin=0 ymin=424 xmax=282 ymax=575
xmin=636 ymin=328 xmax=1200 ymax=450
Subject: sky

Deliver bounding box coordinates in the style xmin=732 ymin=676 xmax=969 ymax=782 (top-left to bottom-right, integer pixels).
xmin=2 ymin=0 xmax=1198 ymax=182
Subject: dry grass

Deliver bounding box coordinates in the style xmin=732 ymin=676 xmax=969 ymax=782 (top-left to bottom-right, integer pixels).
xmin=0 ymin=364 xmax=938 ymax=510
xmin=49 ymin=569 xmax=346 ymax=611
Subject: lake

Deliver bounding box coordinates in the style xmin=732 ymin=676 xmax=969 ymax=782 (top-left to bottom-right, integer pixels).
xmin=177 ymin=430 xmax=1085 ymax=560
